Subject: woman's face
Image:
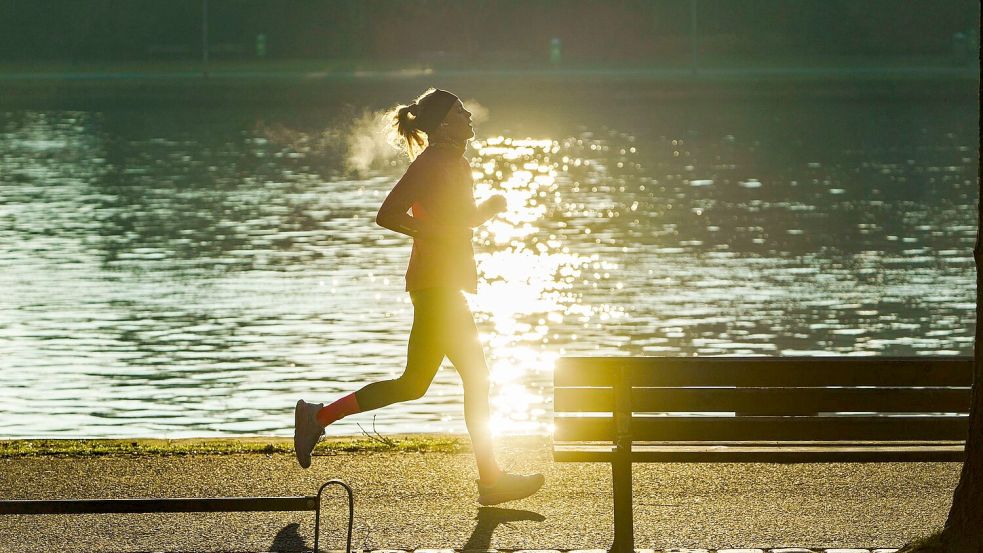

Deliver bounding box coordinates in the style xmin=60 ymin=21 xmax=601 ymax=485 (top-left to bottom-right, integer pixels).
xmin=438 ymin=100 xmax=474 ymax=141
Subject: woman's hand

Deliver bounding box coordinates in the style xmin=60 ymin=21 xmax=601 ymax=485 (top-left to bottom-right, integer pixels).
xmin=466 ymin=194 xmax=508 ymax=228
xmin=486 ymin=194 xmax=508 ymax=214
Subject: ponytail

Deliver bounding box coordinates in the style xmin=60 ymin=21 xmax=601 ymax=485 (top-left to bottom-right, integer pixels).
xmin=392 ymin=102 xmax=427 ymax=159
xmin=387 ymin=87 xmax=455 ymax=160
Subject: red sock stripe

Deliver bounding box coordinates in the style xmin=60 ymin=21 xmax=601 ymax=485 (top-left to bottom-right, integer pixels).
xmin=315 ymin=392 xmax=361 ymax=427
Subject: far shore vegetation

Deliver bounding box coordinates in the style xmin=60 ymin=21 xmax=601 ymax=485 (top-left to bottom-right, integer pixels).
xmin=0 ymin=54 xmax=973 ymax=78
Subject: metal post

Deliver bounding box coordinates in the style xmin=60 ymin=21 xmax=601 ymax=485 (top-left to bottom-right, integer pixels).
xmin=689 ymin=0 xmax=699 ymax=74
xmin=201 ymin=0 xmax=209 ymax=76
xmin=610 ymin=365 xmax=634 ymax=553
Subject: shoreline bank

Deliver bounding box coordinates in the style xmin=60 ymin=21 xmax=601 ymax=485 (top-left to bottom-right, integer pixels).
xmin=0 ymin=434 xmax=556 ymax=458
xmin=0 ymin=434 xmax=470 ymax=459
xmin=0 ymin=65 xmax=977 ymax=109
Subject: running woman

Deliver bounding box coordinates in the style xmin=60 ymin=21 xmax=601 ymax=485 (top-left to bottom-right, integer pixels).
xmin=294 ymin=88 xmax=545 ymax=506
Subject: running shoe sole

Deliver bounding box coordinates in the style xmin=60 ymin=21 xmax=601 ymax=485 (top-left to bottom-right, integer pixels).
xmin=477 ymin=473 xmax=545 ymax=506
xmin=293 ymin=399 xmax=322 ymax=469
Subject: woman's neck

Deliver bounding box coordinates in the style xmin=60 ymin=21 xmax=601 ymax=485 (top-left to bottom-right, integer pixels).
xmin=428 ymin=136 xmax=467 ymax=154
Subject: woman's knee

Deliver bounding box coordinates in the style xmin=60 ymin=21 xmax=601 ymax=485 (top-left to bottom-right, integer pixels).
xmin=461 ymin=370 xmax=490 ymax=394
xmin=395 ymin=375 xmax=431 ymax=401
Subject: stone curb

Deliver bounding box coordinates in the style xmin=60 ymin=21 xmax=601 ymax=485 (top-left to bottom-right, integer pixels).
xmin=11 ymin=545 xmax=912 ymax=553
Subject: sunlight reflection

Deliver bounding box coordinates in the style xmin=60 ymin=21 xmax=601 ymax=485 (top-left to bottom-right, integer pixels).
xmin=488 ymin=382 xmax=545 ymax=436
xmin=469 ymin=135 xmax=601 ymax=436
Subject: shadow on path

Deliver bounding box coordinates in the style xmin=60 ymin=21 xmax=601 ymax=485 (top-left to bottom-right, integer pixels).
xmin=265 ymin=507 xmax=545 ymax=552
xmin=463 ymin=506 xmax=547 ymax=550
xmin=270 ymin=523 xmax=311 ymax=553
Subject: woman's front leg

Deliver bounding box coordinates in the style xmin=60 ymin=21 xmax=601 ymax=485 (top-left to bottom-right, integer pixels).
xmin=443 ymin=296 xmax=502 ymax=485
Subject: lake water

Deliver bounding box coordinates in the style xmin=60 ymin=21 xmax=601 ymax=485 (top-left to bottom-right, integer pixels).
xmin=0 ymin=87 xmax=978 ymax=438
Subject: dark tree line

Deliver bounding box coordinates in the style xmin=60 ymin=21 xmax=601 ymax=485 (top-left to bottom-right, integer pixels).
xmin=0 ymin=0 xmax=977 ymax=62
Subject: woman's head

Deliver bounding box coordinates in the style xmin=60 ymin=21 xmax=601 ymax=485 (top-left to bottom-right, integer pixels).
xmin=390 ymin=88 xmax=474 ymax=158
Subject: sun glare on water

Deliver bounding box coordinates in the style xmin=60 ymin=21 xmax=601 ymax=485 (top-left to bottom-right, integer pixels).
xmin=467 ymin=136 xmax=602 ymax=436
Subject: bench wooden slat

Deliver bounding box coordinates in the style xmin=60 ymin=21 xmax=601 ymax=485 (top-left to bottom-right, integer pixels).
xmin=554 ymin=414 xmax=969 ymax=441
xmin=555 ymin=356 xmax=972 ymax=387
xmin=0 ymin=497 xmax=317 ymax=515
xmin=552 ymin=441 xmax=966 ymax=463
xmin=554 ymin=386 xmax=971 ymax=413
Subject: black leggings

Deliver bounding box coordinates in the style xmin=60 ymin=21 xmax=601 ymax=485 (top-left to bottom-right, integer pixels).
xmin=354 ymin=288 xmax=489 ymax=412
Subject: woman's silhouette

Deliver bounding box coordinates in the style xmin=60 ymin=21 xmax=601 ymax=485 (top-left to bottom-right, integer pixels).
xmin=294 ymin=88 xmax=544 ymax=506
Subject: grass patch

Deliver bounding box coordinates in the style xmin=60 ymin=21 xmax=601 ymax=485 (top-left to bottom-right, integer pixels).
xmin=0 ymin=435 xmax=466 ymax=458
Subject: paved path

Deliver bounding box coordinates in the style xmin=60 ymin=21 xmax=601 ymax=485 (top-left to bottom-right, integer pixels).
xmin=0 ymin=437 xmax=958 ymax=552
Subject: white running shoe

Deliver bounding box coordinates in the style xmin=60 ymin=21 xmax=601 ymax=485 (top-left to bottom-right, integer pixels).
xmin=476 ymin=471 xmax=545 ymax=506
xmin=294 ymin=399 xmax=325 ymax=469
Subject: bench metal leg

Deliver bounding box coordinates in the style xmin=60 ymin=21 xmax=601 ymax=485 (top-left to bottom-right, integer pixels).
xmin=610 ymin=365 xmax=635 ymax=553
xmin=610 ymin=443 xmax=634 ymax=553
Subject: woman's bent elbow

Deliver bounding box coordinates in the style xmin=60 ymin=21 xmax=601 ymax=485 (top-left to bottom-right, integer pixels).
xmin=375 ymin=212 xmax=390 ymax=229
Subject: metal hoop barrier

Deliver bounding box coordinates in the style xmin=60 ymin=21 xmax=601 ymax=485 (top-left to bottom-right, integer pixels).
xmin=0 ymin=479 xmax=354 ymax=552
xmin=315 ymin=479 xmax=354 ymax=553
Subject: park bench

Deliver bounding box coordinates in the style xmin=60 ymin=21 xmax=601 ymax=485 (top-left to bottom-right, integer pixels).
xmin=0 ymin=479 xmax=353 ymax=552
xmin=552 ymin=356 xmax=972 ymax=553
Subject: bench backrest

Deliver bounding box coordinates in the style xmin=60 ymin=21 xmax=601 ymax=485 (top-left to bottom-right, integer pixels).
xmin=554 ymin=356 xmax=972 ymax=443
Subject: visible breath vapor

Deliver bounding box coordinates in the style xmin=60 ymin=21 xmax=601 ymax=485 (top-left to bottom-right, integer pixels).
xmin=346 ymin=99 xmax=491 ymax=174
xmin=256 ymin=99 xmax=491 ymax=175
xmin=345 ymin=109 xmax=400 ymax=174
xmin=462 ymin=99 xmax=489 ymax=126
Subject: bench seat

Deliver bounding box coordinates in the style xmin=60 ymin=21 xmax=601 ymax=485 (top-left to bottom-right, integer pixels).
xmin=553 ymin=440 xmax=966 ymax=462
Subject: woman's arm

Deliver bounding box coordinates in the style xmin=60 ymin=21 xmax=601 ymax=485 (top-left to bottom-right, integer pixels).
xmin=467 ymin=194 xmax=508 ymax=228
xmin=376 ymin=165 xmax=471 ymax=241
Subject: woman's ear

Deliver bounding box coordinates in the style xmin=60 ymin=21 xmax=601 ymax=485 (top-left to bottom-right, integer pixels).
xmin=429 ymin=122 xmax=449 ymax=140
